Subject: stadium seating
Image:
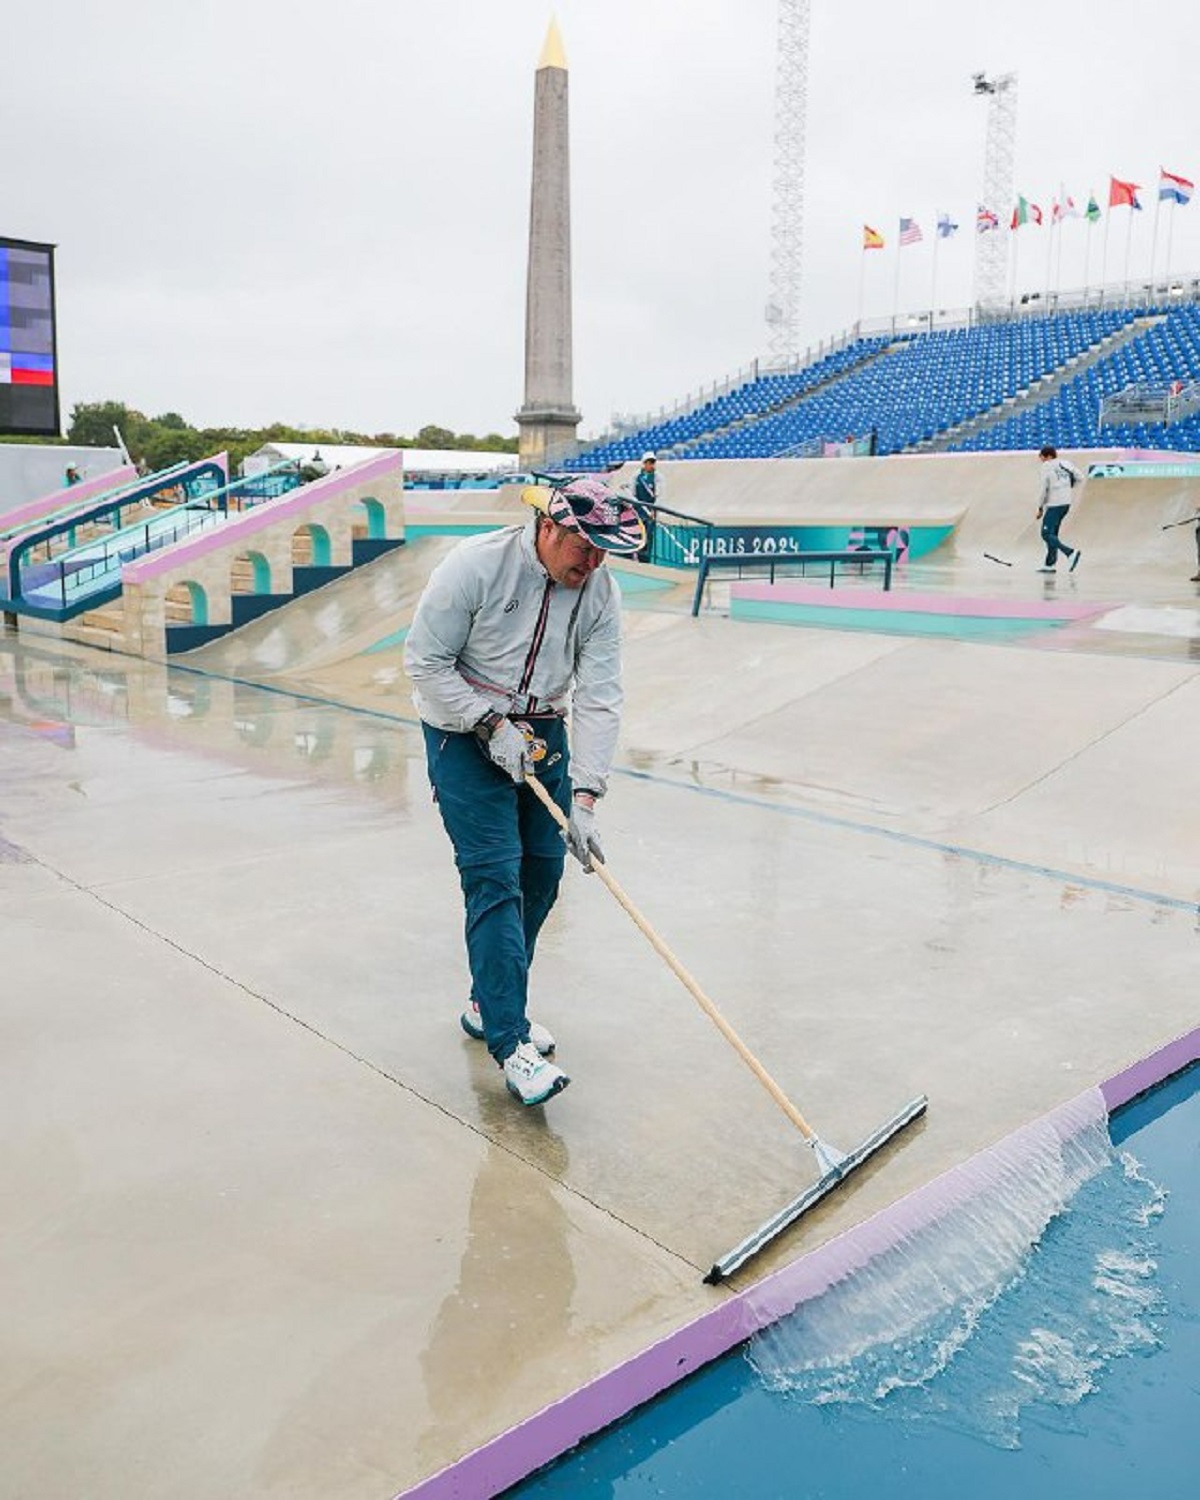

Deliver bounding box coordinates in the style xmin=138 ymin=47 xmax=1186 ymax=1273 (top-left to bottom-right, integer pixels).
xmin=567 ymin=302 xmax=1200 ymax=466
xmin=949 ymin=303 xmax=1200 ymax=453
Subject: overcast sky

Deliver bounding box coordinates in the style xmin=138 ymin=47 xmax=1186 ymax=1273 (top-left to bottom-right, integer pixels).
xmin=8 ymin=1 xmax=1200 ymax=440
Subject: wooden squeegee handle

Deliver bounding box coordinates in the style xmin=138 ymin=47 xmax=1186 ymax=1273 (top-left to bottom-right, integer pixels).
xmin=525 ymin=774 xmax=817 ymax=1141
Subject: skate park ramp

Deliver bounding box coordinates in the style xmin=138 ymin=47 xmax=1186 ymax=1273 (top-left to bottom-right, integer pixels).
xmin=1 ymin=449 xmax=1198 ymax=1499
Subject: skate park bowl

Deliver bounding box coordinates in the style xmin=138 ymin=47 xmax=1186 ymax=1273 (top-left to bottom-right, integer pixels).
xmin=1 ymin=447 xmax=1198 ymax=1498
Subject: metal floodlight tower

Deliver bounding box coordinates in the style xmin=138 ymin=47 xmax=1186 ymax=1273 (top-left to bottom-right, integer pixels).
xmin=765 ymin=0 xmax=811 ymax=368
xmin=972 ymin=70 xmax=1019 ymax=307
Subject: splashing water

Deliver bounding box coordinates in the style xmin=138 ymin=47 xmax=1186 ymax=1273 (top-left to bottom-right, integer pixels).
xmin=748 ymin=1093 xmax=1167 ymax=1450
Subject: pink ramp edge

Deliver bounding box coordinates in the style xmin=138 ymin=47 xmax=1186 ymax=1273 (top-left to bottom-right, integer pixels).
xmin=730 ymin=581 xmax=1110 ymax=622
xmin=398 ymin=1023 xmax=1199 ymax=1500
xmin=0 ymin=463 xmax=138 ymax=539
xmin=122 ymin=451 xmax=403 ymax=581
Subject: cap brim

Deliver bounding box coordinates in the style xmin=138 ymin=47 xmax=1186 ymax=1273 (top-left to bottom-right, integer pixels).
xmin=520 ymin=484 xmax=551 ymax=513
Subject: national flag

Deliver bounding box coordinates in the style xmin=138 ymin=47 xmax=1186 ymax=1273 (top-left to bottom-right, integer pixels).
xmin=1109 ymin=176 xmax=1142 ymax=210
xmin=976 ymin=204 xmax=999 ymax=233
xmin=1159 ymin=168 xmax=1194 ymax=206
xmin=863 ymin=225 xmax=884 ymax=250
xmin=936 ymin=213 xmax=958 ymax=238
xmin=1060 ymin=195 xmax=1080 ymax=219
xmin=1085 ymin=194 xmax=1101 ymax=224
xmin=899 ymin=217 xmax=923 ymax=246
xmin=1011 ymin=195 xmax=1043 ymax=228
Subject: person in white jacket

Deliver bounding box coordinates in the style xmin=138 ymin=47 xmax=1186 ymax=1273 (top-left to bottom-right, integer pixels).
xmin=1036 ymin=445 xmax=1084 ymax=574
xmin=405 ymin=475 xmax=646 ymax=1106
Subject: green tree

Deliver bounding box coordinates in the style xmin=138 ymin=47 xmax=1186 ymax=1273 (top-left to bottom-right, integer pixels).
xmin=67 ymin=400 xmax=138 ymax=448
xmin=139 ymin=427 xmax=210 ymax=470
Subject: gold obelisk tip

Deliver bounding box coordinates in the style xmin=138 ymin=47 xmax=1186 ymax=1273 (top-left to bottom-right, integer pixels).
xmin=538 ymin=16 xmax=567 ymax=71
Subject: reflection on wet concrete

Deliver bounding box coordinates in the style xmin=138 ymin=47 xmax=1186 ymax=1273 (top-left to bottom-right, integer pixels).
xmin=418 ymin=1085 xmax=574 ymax=1474
xmin=0 ymin=635 xmax=412 ymax=810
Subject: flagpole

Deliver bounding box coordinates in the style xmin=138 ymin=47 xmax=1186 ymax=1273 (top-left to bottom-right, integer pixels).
xmin=1053 ymin=186 xmax=1066 ymax=304
xmin=1009 ymin=219 xmax=1020 ymax=309
xmin=1122 ymin=210 xmax=1135 ymax=300
xmin=1101 ymin=198 xmax=1112 ymax=304
xmin=930 ymin=225 xmax=939 ymax=324
xmin=1149 ymin=178 xmax=1163 ymax=293
xmin=1044 ymin=211 xmax=1055 ymax=305
xmin=857 ymin=245 xmax=867 ymax=333
xmin=1165 ymin=199 xmax=1178 ymax=293
xmin=892 ymin=224 xmax=902 ymax=332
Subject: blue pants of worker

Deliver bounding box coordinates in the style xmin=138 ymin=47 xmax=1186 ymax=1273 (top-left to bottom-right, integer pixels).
xmin=1041 ymin=504 xmax=1077 ymax=567
xmin=421 ymin=718 xmax=571 ymax=1064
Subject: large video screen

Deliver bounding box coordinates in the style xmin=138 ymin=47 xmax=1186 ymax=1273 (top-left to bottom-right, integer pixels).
xmin=1 ymin=237 xmax=59 ymax=437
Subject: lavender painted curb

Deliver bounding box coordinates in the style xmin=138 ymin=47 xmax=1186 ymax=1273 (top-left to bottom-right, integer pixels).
xmin=398 ymin=1023 xmax=1199 ymax=1500
xmin=1100 ymin=1024 xmax=1200 ymax=1112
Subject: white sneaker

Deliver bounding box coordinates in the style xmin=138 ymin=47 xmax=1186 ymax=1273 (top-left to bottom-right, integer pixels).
xmin=503 ymin=1041 xmax=570 ymax=1106
xmin=461 ymin=1001 xmax=555 ymax=1055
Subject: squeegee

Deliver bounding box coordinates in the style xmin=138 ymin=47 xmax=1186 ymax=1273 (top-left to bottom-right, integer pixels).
xmin=525 ymin=776 xmax=928 ymax=1284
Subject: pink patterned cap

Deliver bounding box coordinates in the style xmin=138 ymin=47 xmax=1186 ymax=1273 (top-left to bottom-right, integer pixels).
xmin=545 ymin=476 xmax=647 ymax=555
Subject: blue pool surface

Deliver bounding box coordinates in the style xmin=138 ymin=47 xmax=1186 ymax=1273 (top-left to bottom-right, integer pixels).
xmin=512 ymin=1065 xmax=1200 ymax=1499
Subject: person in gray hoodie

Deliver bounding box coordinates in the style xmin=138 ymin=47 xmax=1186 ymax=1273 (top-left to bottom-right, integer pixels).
xmin=1036 ymin=445 xmax=1084 ymax=574
xmin=405 ymin=476 xmax=645 ymax=1106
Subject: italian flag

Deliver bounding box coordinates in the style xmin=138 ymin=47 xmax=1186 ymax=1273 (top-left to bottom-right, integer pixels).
xmin=1011 ymin=195 xmax=1043 ymax=228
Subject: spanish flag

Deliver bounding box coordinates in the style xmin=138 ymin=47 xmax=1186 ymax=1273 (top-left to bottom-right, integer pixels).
xmin=863 ymin=225 xmax=884 ymax=250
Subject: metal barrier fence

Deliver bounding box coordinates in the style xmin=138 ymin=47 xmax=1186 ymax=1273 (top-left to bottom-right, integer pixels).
xmin=691 ymin=549 xmax=895 ymax=617
xmin=640 ymin=502 xmax=715 ymax=568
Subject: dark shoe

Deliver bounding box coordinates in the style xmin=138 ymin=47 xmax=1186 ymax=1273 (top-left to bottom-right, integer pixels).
xmin=1069 ymin=550 xmax=1082 ymax=572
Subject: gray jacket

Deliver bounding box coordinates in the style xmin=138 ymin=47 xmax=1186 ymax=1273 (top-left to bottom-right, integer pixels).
xmin=1039 ymin=458 xmax=1083 ymax=508
xmin=404 ymin=519 xmax=623 ymax=795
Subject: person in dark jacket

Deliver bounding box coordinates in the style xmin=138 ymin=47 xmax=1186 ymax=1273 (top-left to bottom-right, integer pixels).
xmin=633 ymin=452 xmax=657 ymax=562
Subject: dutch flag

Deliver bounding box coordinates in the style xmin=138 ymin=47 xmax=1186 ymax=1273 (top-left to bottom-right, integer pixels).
xmin=1160 ymin=168 xmax=1194 ymax=206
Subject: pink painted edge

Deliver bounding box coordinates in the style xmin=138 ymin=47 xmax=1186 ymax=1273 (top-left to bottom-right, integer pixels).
xmin=397 ymin=1023 xmax=1199 ymax=1499
xmin=123 ymin=452 xmax=402 ymax=582
xmin=1 ymin=464 xmax=138 ymax=534
xmin=731 ymin=581 xmax=1107 ymax=621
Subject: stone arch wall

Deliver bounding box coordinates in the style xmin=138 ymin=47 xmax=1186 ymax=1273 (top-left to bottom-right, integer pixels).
xmin=231 ymin=550 xmax=272 ymax=595
xmin=355 ymin=497 xmax=387 ymax=540
xmin=291 ymin=523 xmax=332 ymax=567
xmin=165 ymin=580 xmax=209 ymax=626
xmin=115 ymin=456 xmax=406 ymax=656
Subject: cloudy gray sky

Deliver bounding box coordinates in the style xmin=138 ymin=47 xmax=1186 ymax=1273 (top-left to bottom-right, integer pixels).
xmin=8 ymin=1 xmax=1200 ymax=440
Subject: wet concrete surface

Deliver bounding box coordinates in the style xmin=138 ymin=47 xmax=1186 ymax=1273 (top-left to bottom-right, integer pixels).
xmin=2 ymin=459 xmax=1199 ymax=1497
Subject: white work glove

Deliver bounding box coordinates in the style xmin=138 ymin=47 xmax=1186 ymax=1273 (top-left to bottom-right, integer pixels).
xmin=486 ymin=719 xmax=533 ymax=784
xmin=564 ymin=794 xmax=604 ymax=872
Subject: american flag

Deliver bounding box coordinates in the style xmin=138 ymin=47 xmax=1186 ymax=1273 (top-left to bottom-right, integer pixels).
xmin=899 ymin=217 xmax=923 ymax=246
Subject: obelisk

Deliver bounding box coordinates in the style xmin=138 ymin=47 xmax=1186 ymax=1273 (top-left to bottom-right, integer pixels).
xmin=515 ymin=18 xmax=581 ymax=470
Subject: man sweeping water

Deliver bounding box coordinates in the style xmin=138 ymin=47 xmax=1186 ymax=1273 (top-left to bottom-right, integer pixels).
xmin=404 ymin=475 xmax=645 ymax=1106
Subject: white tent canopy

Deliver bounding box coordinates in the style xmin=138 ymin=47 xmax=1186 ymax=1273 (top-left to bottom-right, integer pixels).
xmin=244 ymin=442 xmax=517 ymax=476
